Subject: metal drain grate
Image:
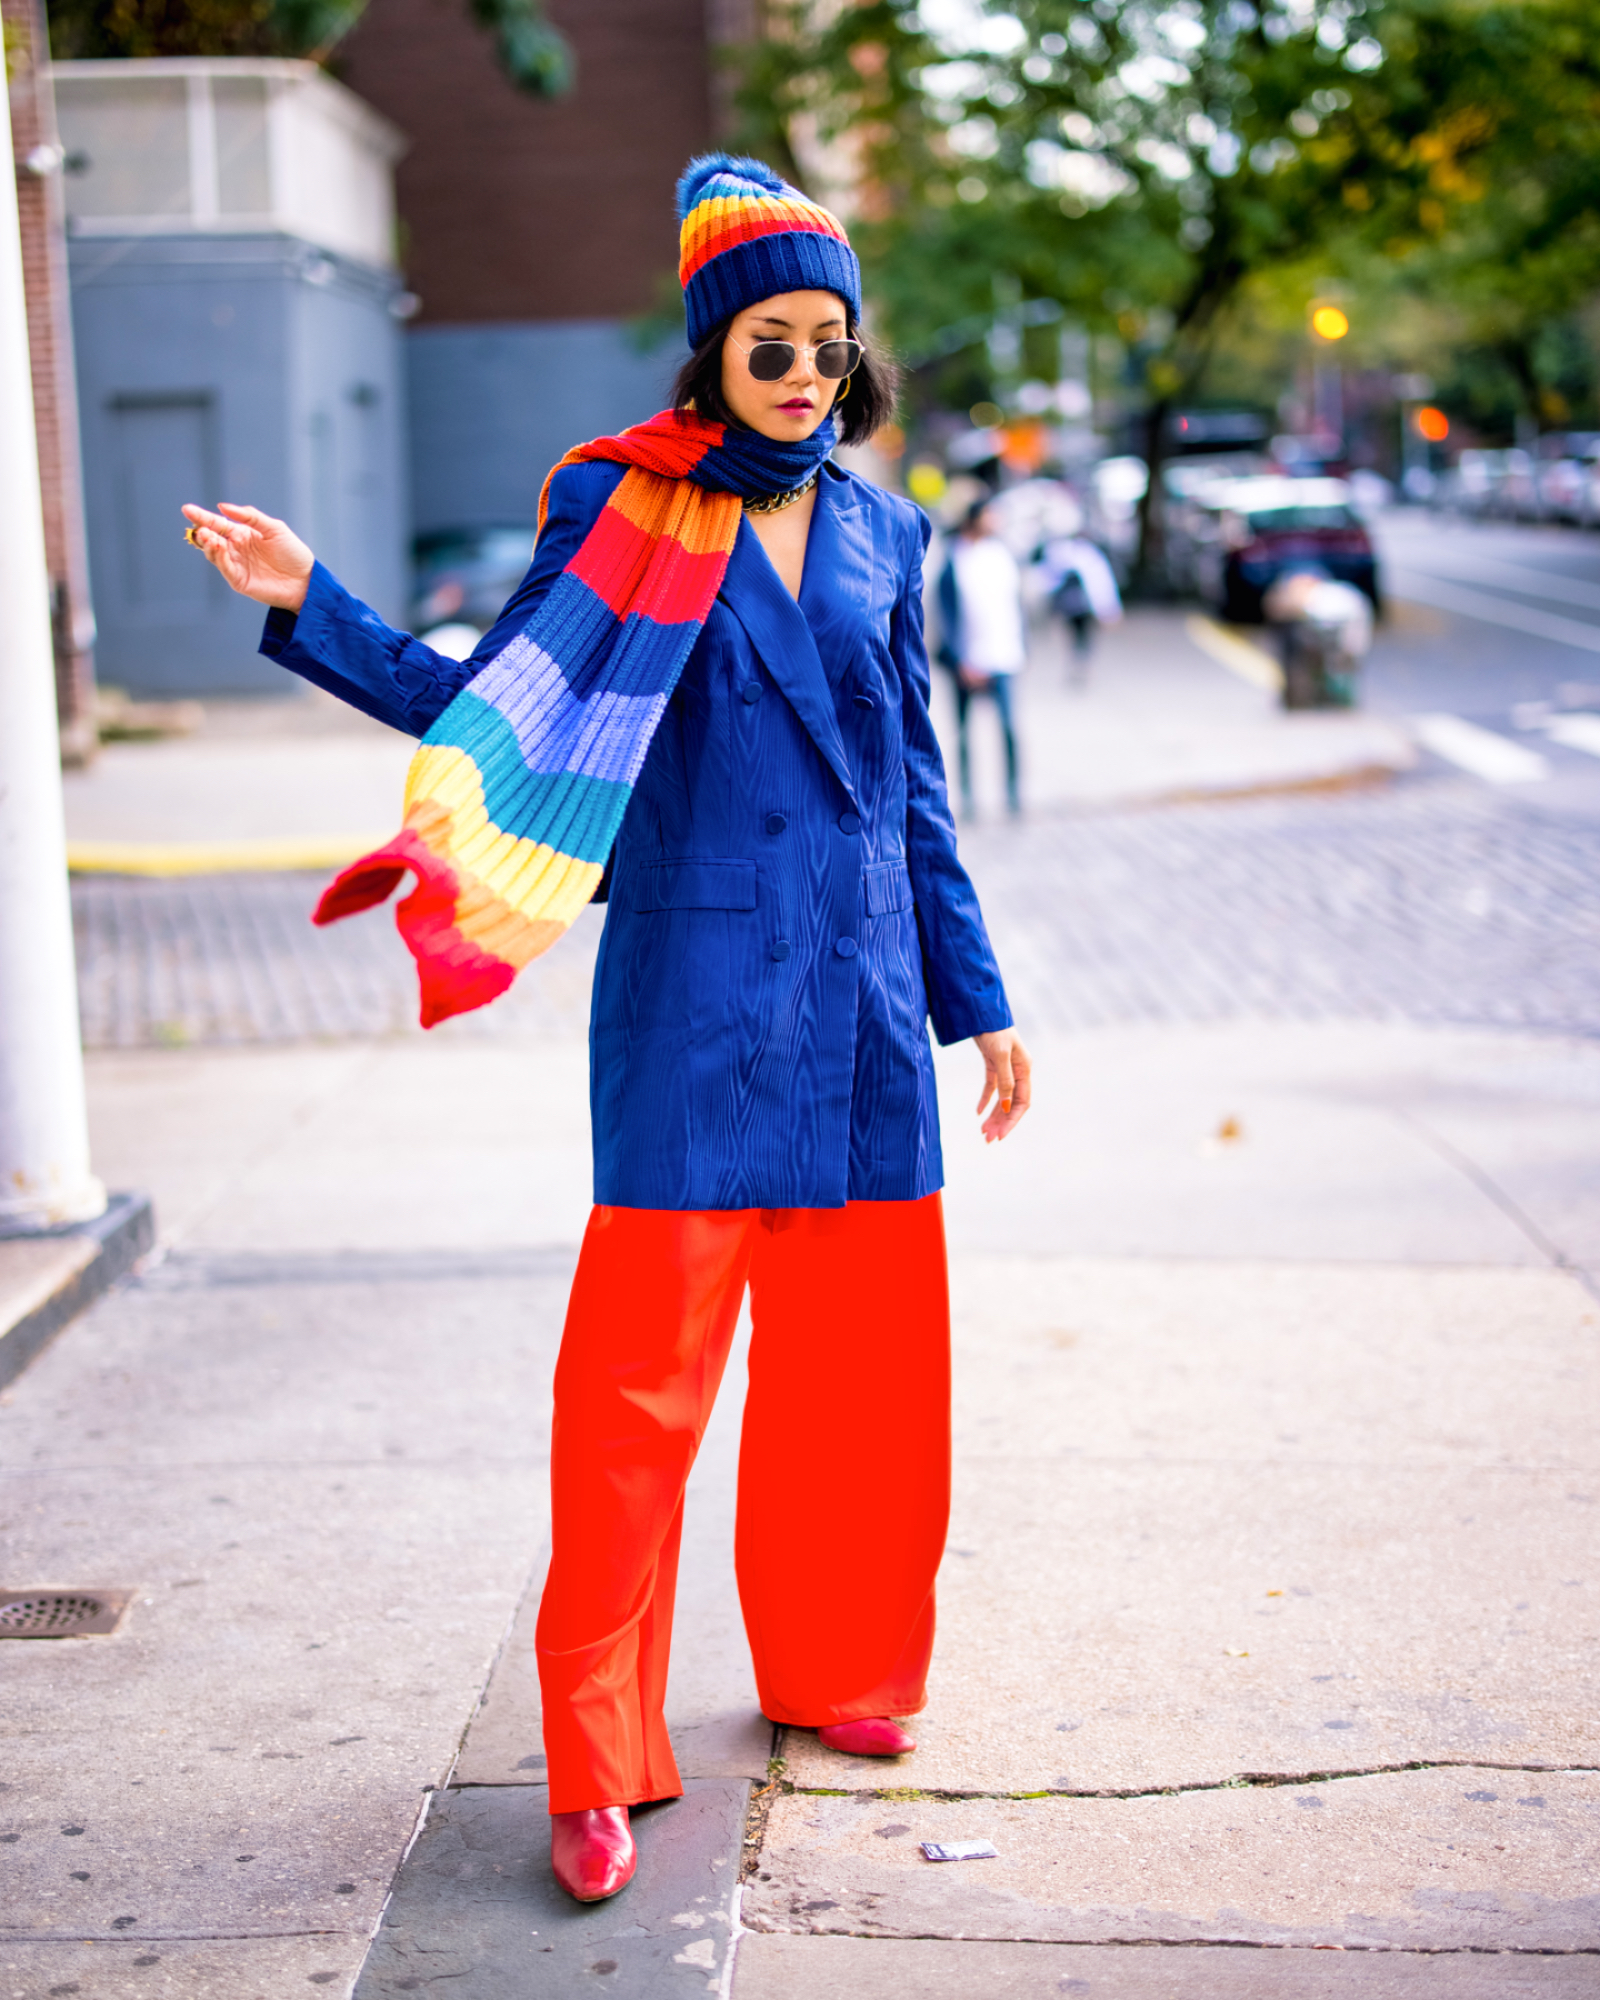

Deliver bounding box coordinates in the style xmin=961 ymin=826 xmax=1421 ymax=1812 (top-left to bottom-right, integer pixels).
xmin=0 ymin=1590 xmax=133 ymax=1638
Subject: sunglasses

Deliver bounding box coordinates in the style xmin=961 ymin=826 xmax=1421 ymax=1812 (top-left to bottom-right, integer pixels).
xmin=727 ymin=334 xmax=864 ymax=382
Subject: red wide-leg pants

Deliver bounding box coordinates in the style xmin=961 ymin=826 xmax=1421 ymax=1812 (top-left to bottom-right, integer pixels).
xmin=534 ymin=1194 xmax=950 ymax=1813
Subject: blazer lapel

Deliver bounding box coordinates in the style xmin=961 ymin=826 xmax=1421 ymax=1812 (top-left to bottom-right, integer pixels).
xmin=721 ymin=511 xmax=857 ymax=804
xmin=798 ymin=472 xmax=874 ymax=691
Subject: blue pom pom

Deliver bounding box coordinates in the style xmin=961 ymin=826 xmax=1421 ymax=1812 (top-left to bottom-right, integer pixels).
xmin=676 ymin=152 xmax=790 ymax=219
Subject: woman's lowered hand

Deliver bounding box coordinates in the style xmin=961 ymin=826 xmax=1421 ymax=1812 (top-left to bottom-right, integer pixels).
xmin=181 ymin=502 xmax=314 ymax=612
xmin=974 ymin=1027 xmax=1031 ymax=1143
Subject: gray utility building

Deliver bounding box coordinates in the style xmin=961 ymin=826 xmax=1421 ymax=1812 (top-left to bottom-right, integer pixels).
xmin=334 ymin=0 xmax=705 ymax=541
xmin=55 ymin=58 xmax=410 ymax=695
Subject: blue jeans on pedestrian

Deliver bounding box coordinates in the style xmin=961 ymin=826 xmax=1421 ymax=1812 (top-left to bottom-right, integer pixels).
xmin=955 ymin=672 xmax=1019 ymax=814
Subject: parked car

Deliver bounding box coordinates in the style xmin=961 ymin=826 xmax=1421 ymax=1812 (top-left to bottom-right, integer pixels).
xmin=1187 ymin=476 xmax=1380 ymax=623
xmin=1157 ymin=456 xmax=1270 ymax=595
xmin=1434 ymin=449 xmax=1501 ymax=517
xmin=1533 ymin=434 xmax=1600 ymax=524
xmin=411 ymin=525 xmax=540 ymax=641
xmin=1495 ymin=448 xmax=1539 ymax=520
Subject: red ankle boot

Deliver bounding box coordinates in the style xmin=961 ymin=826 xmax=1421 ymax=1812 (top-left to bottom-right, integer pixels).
xmin=817 ymin=1716 xmax=917 ymax=1756
xmin=550 ymin=1806 xmax=636 ymax=1902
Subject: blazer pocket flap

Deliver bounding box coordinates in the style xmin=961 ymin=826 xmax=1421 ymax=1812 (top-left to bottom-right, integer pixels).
xmin=864 ymin=860 xmax=914 ymax=917
xmin=634 ymin=859 xmax=759 ymax=912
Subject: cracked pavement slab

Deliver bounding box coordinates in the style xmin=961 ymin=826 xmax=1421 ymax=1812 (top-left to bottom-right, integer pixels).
xmin=353 ymin=1780 xmax=748 ymax=1998
xmin=784 ymin=1258 xmax=1598 ymax=1798
xmin=742 ymin=1766 xmax=1600 ymax=1950
xmin=732 ymin=1932 xmax=1600 ymax=1997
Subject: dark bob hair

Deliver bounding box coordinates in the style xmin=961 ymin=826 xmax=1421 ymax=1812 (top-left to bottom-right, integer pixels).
xmin=670 ymin=311 xmax=900 ymax=448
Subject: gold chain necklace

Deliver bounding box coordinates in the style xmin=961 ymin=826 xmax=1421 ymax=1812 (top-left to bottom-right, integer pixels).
xmin=742 ymin=468 xmax=821 ymax=516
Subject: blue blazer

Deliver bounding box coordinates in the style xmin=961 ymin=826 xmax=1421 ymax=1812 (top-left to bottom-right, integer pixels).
xmin=263 ymin=459 xmax=1012 ymax=1210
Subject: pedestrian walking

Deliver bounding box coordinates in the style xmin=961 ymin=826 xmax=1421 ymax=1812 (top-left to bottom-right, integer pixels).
xmin=181 ymin=154 xmax=1029 ymax=1912
xmin=937 ymin=498 xmax=1026 ymax=815
xmin=1036 ymin=529 xmax=1122 ymax=684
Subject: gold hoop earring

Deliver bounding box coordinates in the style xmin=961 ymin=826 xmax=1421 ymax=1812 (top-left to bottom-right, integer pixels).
xmin=835 ymin=374 xmax=852 ymax=402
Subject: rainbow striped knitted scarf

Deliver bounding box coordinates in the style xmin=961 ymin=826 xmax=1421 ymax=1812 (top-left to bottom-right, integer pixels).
xmin=314 ymin=408 xmax=836 ymax=1026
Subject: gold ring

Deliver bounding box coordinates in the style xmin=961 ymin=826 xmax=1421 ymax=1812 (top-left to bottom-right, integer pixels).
xmin=183 ymin=525 xmax=200 ymax=546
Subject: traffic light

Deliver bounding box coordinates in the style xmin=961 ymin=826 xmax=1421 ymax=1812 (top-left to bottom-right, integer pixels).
xmin=1311 ymin=305 xmax=1350 ymax=341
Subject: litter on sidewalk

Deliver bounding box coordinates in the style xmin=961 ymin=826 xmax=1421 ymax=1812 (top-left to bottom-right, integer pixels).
xmin=920 ymin=1838 xmax=999 ymax=1862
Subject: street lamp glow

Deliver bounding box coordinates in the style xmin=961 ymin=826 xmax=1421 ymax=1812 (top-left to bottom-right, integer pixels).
xmin=1415 ymin=405 xmax=1450 ymax=442
xmin=1311 ymin=305 xmax=1350 ymax=341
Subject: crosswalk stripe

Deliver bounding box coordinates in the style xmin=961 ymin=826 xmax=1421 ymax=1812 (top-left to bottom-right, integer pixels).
xmin=1545 ymin=713 xmax=1600 ymax=760
xmin=1411 ymin=714 xmax=1550 ymax=784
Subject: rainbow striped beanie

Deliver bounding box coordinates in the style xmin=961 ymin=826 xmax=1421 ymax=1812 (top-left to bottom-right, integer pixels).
xmin=677 ymin=153 xmax=860 ymax=348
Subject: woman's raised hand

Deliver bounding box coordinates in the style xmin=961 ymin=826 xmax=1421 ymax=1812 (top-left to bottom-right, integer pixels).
xmin=180 ymin=502 xmax=314 ymax=613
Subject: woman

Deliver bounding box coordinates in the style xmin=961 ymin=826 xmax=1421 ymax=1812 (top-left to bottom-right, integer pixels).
xmin=182 ymin=154 xmax=1030 ymax=1906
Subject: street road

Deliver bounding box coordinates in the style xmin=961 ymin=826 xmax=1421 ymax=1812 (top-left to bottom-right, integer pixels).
xmin=1367 ymin=509 xmax=1600 ymax=818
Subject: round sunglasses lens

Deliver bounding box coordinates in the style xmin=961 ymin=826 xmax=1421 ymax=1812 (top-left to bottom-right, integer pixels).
xmin=816 ymin=340 xmax=863 ymax=379
xmin=748 ymin=341 xmax=796 ymax=382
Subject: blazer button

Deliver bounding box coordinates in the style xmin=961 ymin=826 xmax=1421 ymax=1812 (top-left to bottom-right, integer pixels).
xmin=742 ymin=682 xmax=764 ymax=704
xmin=835 ymin=936 xmax=858 ymax=958
xmin=765 ymin=813 xmax=787 ymax=834
xmin=838 ymin=811 xmax=861 ymax=835
xmin=854 ymin=693 xmax=875 ymax=709
xmin=771 ymin=940 xmax=792 ymax=962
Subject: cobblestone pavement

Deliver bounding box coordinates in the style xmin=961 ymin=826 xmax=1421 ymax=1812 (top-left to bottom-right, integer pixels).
xmin=72 ymin=775 xmax=1600 ymax=1050
xmin=72 ymin=871 xmax=604 ymax=1048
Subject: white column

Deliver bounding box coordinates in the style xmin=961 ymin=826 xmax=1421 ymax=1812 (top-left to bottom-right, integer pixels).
xmin=0 ymin=77 xmax=103 ymax=1228
xmin=187 ymin=70 xmax=219 ymax=226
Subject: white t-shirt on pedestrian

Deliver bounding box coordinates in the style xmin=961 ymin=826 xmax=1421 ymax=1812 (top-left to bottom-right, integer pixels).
xmin=951 ymin=536 xmax=1026 ymax=675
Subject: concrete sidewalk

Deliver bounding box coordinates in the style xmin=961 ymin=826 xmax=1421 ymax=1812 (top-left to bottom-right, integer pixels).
xmin=948 ymin=609 xmax=1412 ymax=820
xmin=59 ymin=686 xmax=413 ymax=873
xmin=1 ymin=987 xmax=1594 ymax=1994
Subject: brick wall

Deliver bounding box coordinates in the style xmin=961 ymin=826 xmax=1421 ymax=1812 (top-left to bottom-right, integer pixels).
xmin=4 ymin=0 xmax=97 ymax=759
xmin=336 ymin=0 xmax=717 ymax=326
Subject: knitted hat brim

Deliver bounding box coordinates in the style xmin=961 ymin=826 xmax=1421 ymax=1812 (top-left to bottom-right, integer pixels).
xmin=686 ymin=232 xmax=861 ymax=348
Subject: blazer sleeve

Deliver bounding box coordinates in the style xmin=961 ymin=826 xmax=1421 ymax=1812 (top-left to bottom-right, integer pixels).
xmin=892 ymin=506 xmax=1014 ymax=1044
xmin=256 ymin=461 xmax=623 ymax=738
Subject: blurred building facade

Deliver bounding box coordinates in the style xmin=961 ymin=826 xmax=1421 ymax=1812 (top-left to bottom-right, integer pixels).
xmin=337 ymin=0 xmax=728 ymax=540
xmin=56 ymin=59 xmax=410 ymax=695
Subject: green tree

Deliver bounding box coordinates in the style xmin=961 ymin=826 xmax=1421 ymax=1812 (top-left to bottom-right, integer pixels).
xmin=729 ymin=0 xmax=1600 ymax=581
xmin=46 ymin=0 xmax=573 ymax=93
xmin=1353 ymin=0 xmax=1600 ymax=433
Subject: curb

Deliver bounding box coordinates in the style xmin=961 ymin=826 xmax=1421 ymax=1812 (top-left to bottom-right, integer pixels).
xmin=0 ymin=1193 xmax=156 ymax=1392
xmin=67 ymin=835 xmax=388 ymax=876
